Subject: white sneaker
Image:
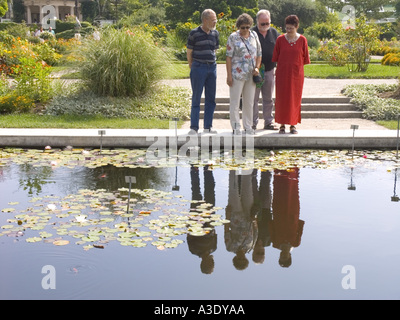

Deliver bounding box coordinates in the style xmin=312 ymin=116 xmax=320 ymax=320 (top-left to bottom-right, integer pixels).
xmin=188 ymin=129 xmax=198 ymax=135
xmin=244 ymin=129 xmax=255 ymax=135
xmin=233 ymin=129 xmax=242 ymax=135
xmin=203 ymin=127 xmax=217 ymax=134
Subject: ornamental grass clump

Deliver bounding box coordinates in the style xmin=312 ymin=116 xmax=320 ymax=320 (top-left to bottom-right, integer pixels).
xmin=80 ymin=27 xmax=169 ymax=97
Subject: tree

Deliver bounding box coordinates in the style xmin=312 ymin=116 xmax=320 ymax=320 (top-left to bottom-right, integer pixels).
xmin=340 ymin=15 xmax=381 ymax=72
xmin=164 ymin=0 xmax=258 ymax=26
xmin=0 ymin=0 xmax=8 ymax=18
xmin=259 ymin=0 xmax=327 ymax=32
xmin=318 ymin=0 xmax=395 ymax=19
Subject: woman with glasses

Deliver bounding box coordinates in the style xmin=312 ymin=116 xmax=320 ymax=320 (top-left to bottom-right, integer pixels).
xmin=226 ymin=13 xmax=262 ymax=135
xmin=272 ymin=15 xmax=310 ymax=134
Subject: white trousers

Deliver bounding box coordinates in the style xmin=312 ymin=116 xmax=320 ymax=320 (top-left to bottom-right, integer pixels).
xmin=229 ymin=77 xmax=256 ymax=131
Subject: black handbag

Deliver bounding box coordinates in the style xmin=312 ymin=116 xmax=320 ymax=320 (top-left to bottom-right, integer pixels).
xmin=253 ymin=74 xmax=263 ymax=83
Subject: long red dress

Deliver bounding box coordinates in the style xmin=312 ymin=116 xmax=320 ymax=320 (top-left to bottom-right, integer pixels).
xmin=272 ymin=34 xmax=310 ymax=125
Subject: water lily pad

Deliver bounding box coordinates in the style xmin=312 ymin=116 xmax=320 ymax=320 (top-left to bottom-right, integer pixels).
xmin=1 ymin=224 xmax=14 ymax=229
xmin=39 ymin=232 xmax=53 ymax=238
xmin=26 ymin=237 xmax=42 ymax=243
xmin=53 ymin=239 xmax=70 ymax=246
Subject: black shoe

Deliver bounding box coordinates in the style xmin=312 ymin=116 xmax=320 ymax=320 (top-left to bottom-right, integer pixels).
xmin=263 ymin=124 xmax=278 ymax=130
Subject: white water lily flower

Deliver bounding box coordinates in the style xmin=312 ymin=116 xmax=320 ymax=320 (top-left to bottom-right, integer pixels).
xmin=47 ymin=204 xmax=57 ymax=211
xmin=75 ymin=215 xmax=88 ymax=222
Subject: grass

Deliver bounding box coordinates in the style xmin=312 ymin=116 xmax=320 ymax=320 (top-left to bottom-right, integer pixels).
xmin=304 ymin=64 xmax=400 ymax=79
xmin=0 ymin=114 xmax=182 ymax=129
xmin=377 ymin=120 xmax=400 ymax=130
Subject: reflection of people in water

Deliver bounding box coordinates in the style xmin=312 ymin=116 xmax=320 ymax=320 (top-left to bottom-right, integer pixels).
xmin=270 ymin=168 xmax=304 ymax=268
xmin=252 ymin=169 xmax=273 ymax=264
xmin=187 ymin=165 xmax=217 ymax=274
xmin=225 ymin=170 xmax=258 ymax=270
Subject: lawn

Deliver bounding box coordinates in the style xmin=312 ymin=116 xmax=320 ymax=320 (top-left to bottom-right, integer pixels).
xmin=304 ymin=64 xmax=400 ymax=79
xmin=0 ymin=114 xmax=182 ymax=129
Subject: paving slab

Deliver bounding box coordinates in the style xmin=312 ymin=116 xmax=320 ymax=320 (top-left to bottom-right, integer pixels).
xmin=0 ymin=127 xmax=398 ymax=149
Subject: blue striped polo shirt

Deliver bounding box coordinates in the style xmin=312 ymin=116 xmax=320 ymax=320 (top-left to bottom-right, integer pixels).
xmin=187 ymin=26 xmax=220 ymax=63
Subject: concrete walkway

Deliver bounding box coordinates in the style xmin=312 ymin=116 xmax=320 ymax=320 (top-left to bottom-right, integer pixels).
xmin=0 ymin=65 xmax=398 ymax=149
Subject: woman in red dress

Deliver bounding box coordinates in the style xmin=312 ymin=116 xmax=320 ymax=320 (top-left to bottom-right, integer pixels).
xmin=272 ymin=15 xmax=310 ymax=134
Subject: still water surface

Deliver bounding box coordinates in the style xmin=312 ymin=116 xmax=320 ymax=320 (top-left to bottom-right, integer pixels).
xmin=1 ymin=150 xmax=400 ymax=300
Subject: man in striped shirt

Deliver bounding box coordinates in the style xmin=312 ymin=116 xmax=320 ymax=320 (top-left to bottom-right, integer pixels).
xmin=186 ymin=9 xmax=220 ymax=134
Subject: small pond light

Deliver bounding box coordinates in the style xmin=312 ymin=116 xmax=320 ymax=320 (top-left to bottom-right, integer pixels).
xmin=396 ymin=114 xmax=400 ymax=159
xmin=392 ymin=168 xmax=399 ymax=202
xmin=348 ymin=167 xmax=356 ymax=191
xmin=125 ymin=176 xmax=136 ymax=213
xmin=98 ymin=130 xmax=106 ymax=153
xmin=172 ymin=166 xmax=180 ymax=191
xmin=350 ymin=125 xmax=359 ymax=157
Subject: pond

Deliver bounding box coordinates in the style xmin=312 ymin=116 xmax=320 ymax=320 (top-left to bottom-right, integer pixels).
xmin=0 ymin=148 xmax=400 ymax=300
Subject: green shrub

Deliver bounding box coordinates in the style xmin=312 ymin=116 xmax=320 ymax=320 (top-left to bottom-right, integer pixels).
xmin=53 ymin=20 xmax=76 ymax=33
xmin=80 ymin=27 xmax=170 ymax=97
xmin=44 ymin=85 xmax=191 ymax=119
xmin=317 ymin=39 xmax=347 ymax=66
xmin=32 ymin=42 xmax=62 ymax=66
xmin=342 ymin=84 xmax=400 ymax=120
xmin=382 ymin=52 xmax=400 ymax=66
xmin=55 ymin=29 xmax=77 ymax=40
xmin=0 ymin=92 xmax=35 ymax=114
xmin=12 ymin=57 xmax=53 ymax=103
xmin=0 ymin=22 xmax=30 ymax=39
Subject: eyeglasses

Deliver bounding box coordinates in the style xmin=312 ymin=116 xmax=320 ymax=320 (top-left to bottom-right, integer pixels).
xmin=240 ymin=26 xmax=250 ymax=30
xmin=260 ymin=22 xmax=270 ymax=26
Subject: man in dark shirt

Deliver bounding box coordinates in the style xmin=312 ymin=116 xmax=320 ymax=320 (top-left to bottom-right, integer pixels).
xmin=187 ymin=9 xmax=219 ymax=134
xmin=252 ymin=10 xmax=279 ymax=130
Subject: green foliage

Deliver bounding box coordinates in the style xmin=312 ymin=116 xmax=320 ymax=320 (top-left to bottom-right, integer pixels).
xmin=318 ymin=0 xmax=394 ymax=20
xmin=119 ymin=6 xmax=167 ymax=26
xmin=317 ymin=15 xmax=382 ymax=72
xmin=260 ymin=0 xmax=327 ymax=32
xmin=80 ymin=27 xmax=171 ymax=97
xmin=382 ymin=52 xmax=400 ymax=66
xmin=343 ymin=83 xmax=400 ymax=120
xmin=12 ymin=57 xmax=53 ymax=103
xmin=317 ymin=40 xmax=348 ymax=66
xmin=339 ymin=16 xmax=382 ymax=72
xmin=0 ymin=92 xmax=35 ymax=114
xmin=32 ymin=42 xmax=62 ymax=66
xmin=304 ymin=12 xmax=342 ymax=40
xmin=0 ymin=0 xmax=8 ymax=17
xmin=53 ymin=20 xmax=76 ymax=33
xmin=44 ymin=85 xmax=191 ymax=120
xmin=0 ymin=22 xmax=29 ymax=39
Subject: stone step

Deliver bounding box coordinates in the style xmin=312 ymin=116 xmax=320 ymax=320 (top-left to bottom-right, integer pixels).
xmin=199 ymin=96 xmax=361 ymax=119
xmin=201 ymin=96 xmax=352 ymax=104
xmin=210 ymin=110 xmax=363 ymax=119
xmin=205 ymin=103 xmax=358 ymax=112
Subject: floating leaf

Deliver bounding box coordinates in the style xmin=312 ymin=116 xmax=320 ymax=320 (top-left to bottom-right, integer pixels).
xmin=53 ymin=240 xmax=70 ymax=246
xmin=26 ymin=237 xmax=42 ymax=243
xmin=1 ymin=224 xmax=14 ymax=229
xmin=39 ymin=232 xmax=53 ymax=238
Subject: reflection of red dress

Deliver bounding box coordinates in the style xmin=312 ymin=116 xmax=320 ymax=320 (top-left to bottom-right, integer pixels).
xmin=271 ymin=35 xmax=310 ymax=125
xmin=270 ymin=168 xmax=304 ymax=249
